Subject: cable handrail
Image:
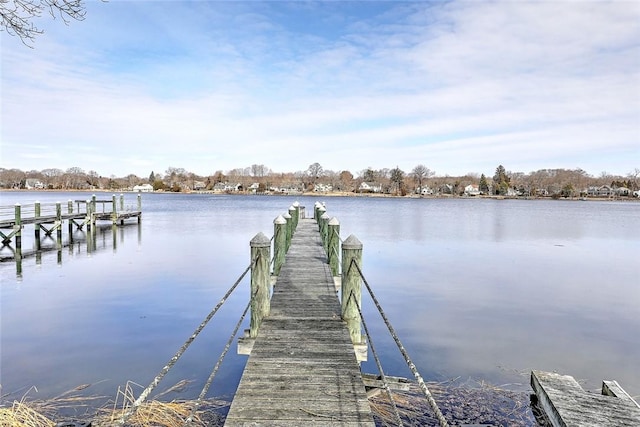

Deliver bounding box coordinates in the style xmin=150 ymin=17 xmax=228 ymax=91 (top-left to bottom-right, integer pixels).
xmin=350 ymin=259 xmax=450 ymax=427
xmin=348 ymin=289 xmax=403 ymax=425
xmin=184 ymin=299 xmax=252 ymax=425
xmin=117 ymin=260 xmax=254 ymax=425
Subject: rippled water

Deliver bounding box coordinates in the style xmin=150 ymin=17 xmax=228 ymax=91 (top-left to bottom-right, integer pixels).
xmin=1 ymin=191 xmax=638 ymax=403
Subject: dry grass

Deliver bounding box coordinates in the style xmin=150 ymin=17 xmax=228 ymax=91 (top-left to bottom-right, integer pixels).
xmin=0 ymin=382 xmax=229 ymax=427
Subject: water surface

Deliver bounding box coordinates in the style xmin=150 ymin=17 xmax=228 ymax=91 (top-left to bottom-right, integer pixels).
xmin=1 ymin=192 xmax=638 ymax=404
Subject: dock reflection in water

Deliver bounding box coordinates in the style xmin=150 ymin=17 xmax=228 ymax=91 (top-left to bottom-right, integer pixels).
xmin=1 ymin=221 xmax=142 ymax=279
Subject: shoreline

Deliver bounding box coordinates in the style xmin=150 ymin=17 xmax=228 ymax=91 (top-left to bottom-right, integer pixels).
xmin=1 ymin=188 xmax=638 ymax=203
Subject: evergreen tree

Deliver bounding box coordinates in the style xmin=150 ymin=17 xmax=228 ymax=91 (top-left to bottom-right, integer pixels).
xmin=148 ymin=171 xmax=155 ymax=184
xmin=493 ymin=165 xmax=510 ymax=195
xmin=479 ymin=174 xmax=489 ymax=194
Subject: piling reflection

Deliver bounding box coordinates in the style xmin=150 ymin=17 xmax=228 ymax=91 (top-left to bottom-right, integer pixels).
xmin=1 ymin=221 xmax=142 ymax=279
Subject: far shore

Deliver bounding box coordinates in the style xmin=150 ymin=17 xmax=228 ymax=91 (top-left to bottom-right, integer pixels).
xmin=1 ymin=188 xmax=637 ymax=203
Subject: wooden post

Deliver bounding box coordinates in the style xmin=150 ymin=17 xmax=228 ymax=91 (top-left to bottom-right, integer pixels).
xmin=137 ymin=194 xmax=142 ymax=223
xmin=314 ymin=202 xmax=321 ymax=220
xmin=273 ymin=215 xmax=287 ymax=276
xmin=85 ymin=199 xmax=92 ymax=231
xmin=112 ymin=194 xmax=117 ymax=224
xmin=14 ymin=203 xmax=22 ymax=249
xmin=292 ymin=201 xmax=300 ymax=225
xmin=56 ymin=202 xmax=62 ymax=249
xmin=91 ymin=195 xmax=97 ymax=229
xmin=68 ymin=200 xmax=74 ymax=240
xmin=341 ymin=234 xmax=363 ymax=345
xmin=289 ymin=205 xmax=298 ymax=235
xmin=320 ymin=212 xmax=330 ymax=251
xmin=283 ymin=212 xmax=292 ymax=251
xmin=328 ymin=217 xmax=340 ymax=276
xmin=250 ymin=232 xmax=271 ymax=338
xmin=120 ymin=193 xmax=124 ymax=211
xmin=317 ymin=205 xmax=325 ymax=223
xmin=34 ymin=201 xmax=41 ymax=246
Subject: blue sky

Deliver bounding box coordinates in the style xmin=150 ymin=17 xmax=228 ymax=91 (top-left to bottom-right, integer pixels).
xmin=2 ymin=0 xmax=639 ymax=178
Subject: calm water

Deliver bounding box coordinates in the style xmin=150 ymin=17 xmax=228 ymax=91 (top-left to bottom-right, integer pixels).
xmin=1 ymin=191 xmax=639 ymax=404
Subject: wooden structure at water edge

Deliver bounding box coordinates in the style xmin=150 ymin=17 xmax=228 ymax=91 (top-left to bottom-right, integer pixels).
xmin=531 ymin=370 xmax=640 ymax=426
xmin=0 ymin=193 xmax=142 ymax=251
xmin=226 ymin=207 xmax=375 ymax=425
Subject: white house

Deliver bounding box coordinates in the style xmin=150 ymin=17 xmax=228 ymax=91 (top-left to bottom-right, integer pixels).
xmin=464 ymin=184 xmax=480 ymax=196
xmin=25 ymin=179 xmax=44 ymax=190
xmin=420 ymin=186 xmax=434 ymax=196
xmin=133 ymin=184 xmax=153 ymax=192
xmin=358 ymin=182 xmax=382 ymax=193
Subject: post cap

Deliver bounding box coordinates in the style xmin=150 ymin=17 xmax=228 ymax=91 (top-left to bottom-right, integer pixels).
xmin=250 ymin=232 xmax=271 ymax=247
xmin=328 ymin=217 xmax=340 ymax=226
xmin=283 ymin=212 xmax=292 ymax=219
xmin=342 ymin=234 xmax=362 ymax=249
xmin=293 ymin=201 xmax=300 ymax=207
xmin=274 ymin=215 xmax=287 ymax=225
xmin=320 ymin=212 xmax=330 ymax=220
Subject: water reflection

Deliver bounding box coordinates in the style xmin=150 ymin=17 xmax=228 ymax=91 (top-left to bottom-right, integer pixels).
xmin=1 ymin=222 xmax=142 ymax=279
xmin=1 ymin=193 xmax=638 ymax=406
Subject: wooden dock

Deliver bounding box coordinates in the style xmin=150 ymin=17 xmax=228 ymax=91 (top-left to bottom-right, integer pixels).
xmin=0 ymin=194 xmax=141 ymax=248
xmin=531 ymin=370 xmax=640 ymax=426
xmin=225 ymin=218 xmax=375 ymax=426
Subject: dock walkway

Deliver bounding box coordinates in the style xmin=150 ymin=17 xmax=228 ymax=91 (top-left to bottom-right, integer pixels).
xmin=224 ymin=218 xmax=375 ymax=426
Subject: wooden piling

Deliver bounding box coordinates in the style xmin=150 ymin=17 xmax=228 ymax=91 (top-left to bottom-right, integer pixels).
xmin=288 ymin=205 xmax=296 ymax=232
xmin=111 ymin=194 xmax=117 ymax=224
xmin=292 ymin=201 xmax=300 ymax=228
xmin=283 ymin=212 xmax=292 ymax=252
xmin=14 ymin=203 xmax=22 ymax=249
xmin=320 ymin=212 xmax=330 ymax=251
xmin=34 ymin=201 xmax=41 ymax=245
xmin=56 ymin=202 xmax=62 ymax=249
xmin=341 ymin=234 xmax=363 ymax=346
xmin=273 ymin=215 xmax=287 ymax=276
xmin=250 ymin=232 xmax=271 ymax=338
xmin=328 ymin=217 xmax=340 ymax=276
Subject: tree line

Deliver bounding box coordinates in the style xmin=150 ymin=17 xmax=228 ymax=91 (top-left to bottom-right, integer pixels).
xmin=1 ymin=164 xmax=638 ymax=198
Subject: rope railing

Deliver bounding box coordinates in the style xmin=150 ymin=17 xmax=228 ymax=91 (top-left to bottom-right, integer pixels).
xmin=184 ymin=299 xmax=252 ymax=425
xmin=348 ymin=289 xmax=403 ymax=426
xmin=116 ymin=260 xmax=254 ymax=425
xmin=350 ymin=259 xmax=450 ymax=427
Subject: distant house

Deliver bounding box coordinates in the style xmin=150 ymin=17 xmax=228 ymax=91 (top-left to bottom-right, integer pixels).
xmin=24 ymin=179 xmax=44 ymax=190
xmin=634 ymin=190 xmax=640 ymax=198
xmin=420 ymin=186 xmax=434 ymax=196
xmin=248 ymin=183 xmax=260 ymax=193
xmin=193 ymin=181 xmax=206 ymax=191
xmin=213 ymin=182 xmax=242 ymax=193
xmin=587 ymin=185 xmax=612 ymax=197
xmin=614 ymin=187 xmax=631 ymax=197
xmin=506 ymin=187 xmax=519 ymax=197
xmin=314 ymin=183 xmax=333 ymax=192
xmin=464 ymin=184 xmax=480 ymax=196
xmin=358 ymin=182 xmax=382 ymax=193
xmin=133 ymin=184 xmax=153 ymax=192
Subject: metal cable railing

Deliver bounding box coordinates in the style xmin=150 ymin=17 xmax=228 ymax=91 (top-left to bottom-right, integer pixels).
xmin=117 ymin=260 xmax=254 ymax=425
xmin=184 ymin=299 xmax=252 ymax=425
xmin=348 ymin=289 xmax=403 ymax=425
xmin=350 ymin=259 xmax=450 ymax=427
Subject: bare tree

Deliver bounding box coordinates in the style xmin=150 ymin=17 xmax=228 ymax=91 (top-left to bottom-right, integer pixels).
xmin=1 ymin=0 xmax=87 ymax=46
xmin=410 ymin=164 xmax=435 ymax=194
xmin=307 ymin=163 xmax=323 ymax=184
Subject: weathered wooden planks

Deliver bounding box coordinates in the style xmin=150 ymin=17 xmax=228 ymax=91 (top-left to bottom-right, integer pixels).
xmin=225 ymin=219 xmax=375 ymax=426
xmin=531 ymin=370 xmax=640 ymax=426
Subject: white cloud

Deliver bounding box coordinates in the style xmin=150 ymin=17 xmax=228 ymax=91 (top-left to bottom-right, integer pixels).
xmin=1 ymin=1 xmax=638 ymax=177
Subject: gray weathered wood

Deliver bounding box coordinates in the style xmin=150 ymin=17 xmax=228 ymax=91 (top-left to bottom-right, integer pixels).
xmin=341 ymin=235 xmax=363 ymax=346
xmin=249 ymin=232 xmax=271 ymax=338
xmin=273 ymin=215 xmax=287 ymax=276
xmin=531 ymin=370 xmax=640 ymax=427
xmin=226 ymin=219 xmax=374 ymax=426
